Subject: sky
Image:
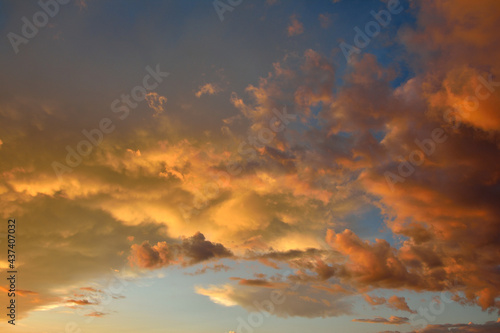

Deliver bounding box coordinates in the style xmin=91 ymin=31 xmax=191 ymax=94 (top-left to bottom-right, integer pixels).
xmin=0 ymin=0 xmax=500 ymax=332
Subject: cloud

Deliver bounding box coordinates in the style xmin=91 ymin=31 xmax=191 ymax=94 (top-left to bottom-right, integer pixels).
xmin=402 ymin=320 xmax=500 ymax=333
xmin=195 ymin=284 xmax=238 ymax=307
xmin=196 ymin=281 xmax=352 ymax=318
xmin=76 ymin=0 xmax=88 ymax=10
xmin=186 ymin=264 xmax=231 ymax=276
xmin=16 ymin=289 xmax=38 ymax=297
xmin=364 ymin=294 xmax=386 ymax=306
xmin=326 ymin=229 xmax=412 ymax=289
xmin=287 ymin=15 xmax=304 ymax=36
xmin=387 ymin=296 xmax=416 ymax=314
xmin=246 ymin=248 xmax=327 ymax=262
xmin=353 ymin=316 xmax=409 ymax=325
xmin=79 ymin=287 xmax=101 ymax=293
xmin=231 ymin=278 xmax=285 ymax=289
xmin=318 ymin=13 xmax=332 ymax=29
xmin=129 ymin=232 xmax=233 ymax=269
xmin=0 ymin=195 xmax=166 ymax=319
xmin=180 ymin=232 xmax=234 ymax=264
xmin=85 ymin=311 xmax=108 ymax=317
xmin=1 ymin=0 xmax=500 ymax=325
xmin=66 ymin=299 xmax=98 ymax=306
xmin=195 ymin=83 xmax=221 ymax=98
xmin=129 ymin=241 xmax=173 ymax=269
xmin=145 ymin=92 xmax=167 ymax=116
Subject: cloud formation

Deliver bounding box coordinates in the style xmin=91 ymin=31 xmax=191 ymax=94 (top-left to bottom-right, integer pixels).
xmin=353 ymin=316 xmax=409 ymax=325
xmin=129 ymin=232 xmax=233 ymax=268
xmin=196 ymin=280 xmax=352 ymax=318
xmin=287 ymin=15 xmax=304 ymax=36
xmin=381 ymin=320 xmax=500 ymax=333
xmin=195 ymin=83 xmax=221 ymax=98
xmin=0 ymin=0 xmax=499 ymax=330
xmin=363 ymin=294 xmax=416 ymax=313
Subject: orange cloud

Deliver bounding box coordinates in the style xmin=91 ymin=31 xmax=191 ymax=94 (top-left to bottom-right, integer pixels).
xmin=352 ymin=316 xmax=409 ymax=325
xmin=287 ymin=15 xmax=304 ymax=36
xmin=145 ymin=92 xmax=167 ymax=116
xmin=195 ymin=83 xmax=221 ymax=98
xmin=387 ymin=296 xmax=416 ymax=314
xmin=400 ymin=320 xmax=500 ymax=333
